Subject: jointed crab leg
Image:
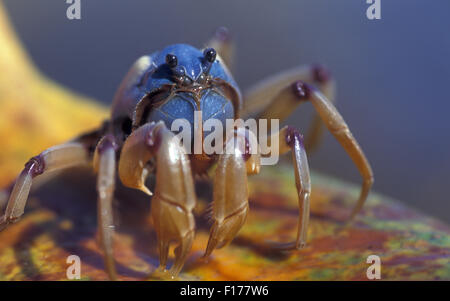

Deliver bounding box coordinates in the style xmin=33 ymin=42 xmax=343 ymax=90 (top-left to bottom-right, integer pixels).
xmin=243 ymin=64 xmax=336 ymax=152
xmin=299 ymin=82 xmax=373 ymax=219
xmin=119 ymin=122 xmax=196 ymax=277
xmin=93 ymin=135 xmax=118 ymax=280
xmin=204 ymin=129 xmax=254 ymax=257
xmin=276 ymin=81 xmax=373 ymax=220
xmin=206 ymin=27 xmax=234 ymax=70
xmin=0 ymin=143 xmax=90 ymax=232
xmin=264 ymin=126 xmax=311 ymax=250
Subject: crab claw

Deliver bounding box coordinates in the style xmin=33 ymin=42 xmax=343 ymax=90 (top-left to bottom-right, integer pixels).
xmin=118 ymin=122 xmax=164 ymax=195
xmin=204 ymin=132 xmax=250 ymax=258
xmin=119 ymin=121 xmax=196 ymax=278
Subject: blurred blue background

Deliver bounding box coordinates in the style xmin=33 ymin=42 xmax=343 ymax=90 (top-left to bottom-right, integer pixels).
xmin=3 ymin=0 xmax=450 ymax=222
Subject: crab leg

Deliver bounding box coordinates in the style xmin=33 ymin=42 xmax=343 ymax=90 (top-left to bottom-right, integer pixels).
xmin=274 ymin=81 xmax=373 ymax=220
xmin=206 ymin=27 xmax=234 ymax=70
xmin=0 ymin=143 xmax=90 ymax=231
xmin=118 ymin=122 xmax=196 ymax=278
xmin=264 ymin=126 xmax=311 ymax=250
xmin=93 ymin=135 xmax=118 ymax=280
xmin=242 ymin=64 xmax=336 ymax=152
xmin=299 ymin=82 xmax=373 ymax=219
xmin=204 ymin=129 xmax=258 ymax=257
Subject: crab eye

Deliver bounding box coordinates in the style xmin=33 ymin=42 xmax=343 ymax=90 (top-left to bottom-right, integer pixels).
xmin=203 ymin=48 xmax=216 ymax=63
xmin=182 ymin=76 xmax=192 ymax=86
xmin=173 ymin=66 xmax=185 ymax=77
xmin=165 ymin=54 xmax=178 ymax=68
xmin=197 ymin=73 xmax=207 ymax=84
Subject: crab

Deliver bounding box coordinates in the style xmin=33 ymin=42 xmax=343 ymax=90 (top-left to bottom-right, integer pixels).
xmin=0 ymin=28 xmax=373 ymax=280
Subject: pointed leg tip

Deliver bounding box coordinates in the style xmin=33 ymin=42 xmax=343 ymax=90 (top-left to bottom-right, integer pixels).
xmin=296 ymin=241 xmax=307 ymax=250
xmin=265 ymin=240 xmax=297 ymax=251
xmin=204 ymin=239 xmax=219 ymax=259
xmin=168 ymin=269 xmax=181 ymax=280
xmin=344 ymin=217 xmax=357 ymax=227
xmin=140 ymin=185 xmax=153 ymax=196
xmin=203 ymin=243 xmax=217 ymax=259
xmin=107 ymin=270 xmax=118 ymax=281
xmin=0 ymin=215 xmax=13 ymax=232
xmin=149 ymin=267 xmax=174 ymax=280
xmin=346 ymin=208 xmax=361 ymax=223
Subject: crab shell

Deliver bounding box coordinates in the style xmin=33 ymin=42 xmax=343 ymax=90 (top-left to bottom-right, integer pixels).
xmin=110 ymin=44 xmax=242 ymax=146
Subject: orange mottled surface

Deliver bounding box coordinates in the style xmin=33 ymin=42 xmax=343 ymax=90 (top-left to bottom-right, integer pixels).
xmin=0 ymin=2 xmax=449 ymax=281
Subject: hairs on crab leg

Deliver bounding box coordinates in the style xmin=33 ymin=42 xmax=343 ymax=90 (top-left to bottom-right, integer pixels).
xmin=118 ymin=121 xmax=196 ymax=278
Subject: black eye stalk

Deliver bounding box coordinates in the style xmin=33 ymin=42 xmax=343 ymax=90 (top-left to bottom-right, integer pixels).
xmin=165 ymin=53 xmax=178 ymax=68
xmin=202 ymin=48 xmax=216 ymax=75
xmin=204 ymin=48 xmax=216 ymax=63
xmin=166 ymin=53 xmax=192 ymax=85
xmin=166 ymin=50 xmax=216 ymax=86
xmin=166 ymin=53 xmax=184 ymax=76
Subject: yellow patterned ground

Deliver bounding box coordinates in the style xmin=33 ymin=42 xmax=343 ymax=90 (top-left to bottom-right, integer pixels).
xmin=0 ymin=2 xmax=449 ymax=280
